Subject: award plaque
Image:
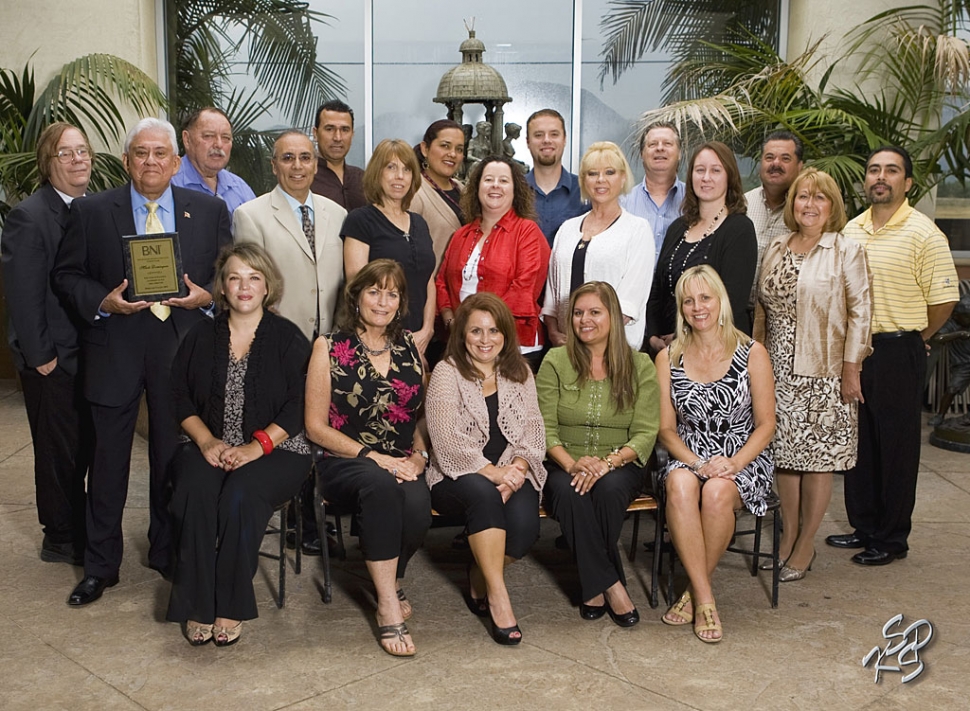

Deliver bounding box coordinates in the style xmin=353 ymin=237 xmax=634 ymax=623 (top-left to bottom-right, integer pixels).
xmin=122 ymin=232 xmax=187 ymax=301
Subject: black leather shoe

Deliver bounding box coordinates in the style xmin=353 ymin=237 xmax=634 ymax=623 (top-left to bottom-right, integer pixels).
xmin=580 ymin=603 xmax=608 ymax=620
xmin=67 ymin=574 xmax=119 ymax=606
xmin=285 ymin=532 xmax=333 ymax=557
xmin=851 ymin=549 xmax=907 ymax=566
xmin=41 ymin=538 xmax=83 ymax=566
xmin=825 ymin=533 xmax=866 ymax=549
xmin=607 ymin=605 xmax=640 ymax=628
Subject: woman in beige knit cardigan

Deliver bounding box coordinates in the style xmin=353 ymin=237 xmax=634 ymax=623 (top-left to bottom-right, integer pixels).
xmin=425 ymin=293 xmax=546 ymax=645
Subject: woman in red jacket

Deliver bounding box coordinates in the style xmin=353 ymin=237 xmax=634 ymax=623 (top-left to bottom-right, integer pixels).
xmin=436 ymin=155 xmax=550 ymax=371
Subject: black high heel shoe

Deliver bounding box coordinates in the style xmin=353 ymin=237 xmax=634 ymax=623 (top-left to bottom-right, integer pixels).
xmin=580 ymin=603 xmax=607 ymax=620
xmin=607 ymin=604 xmax=640 ymax=628
xmin=464 ymin=563 xmax=489 ymax=618
xmin=489 ymin=615 xmax=522 ymax=645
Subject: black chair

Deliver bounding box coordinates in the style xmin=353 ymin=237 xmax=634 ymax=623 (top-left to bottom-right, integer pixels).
xmin=311 ymin=444 xmax=352 ymax=604
xmin=652 ymin=448 xmax=781 ymax=608
xmin=259 ymin=494 xmax=302 ymax=608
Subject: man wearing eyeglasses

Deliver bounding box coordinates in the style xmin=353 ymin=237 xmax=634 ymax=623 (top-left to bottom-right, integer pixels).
xmin=52 ymin=118 xmax=232 ymax=606
xmin=234 ymin=130 xmax=345 ymax=341
xmin=1 ymin=123 xmax=93 ymax=568
xmin=171 ymin=107 xmax=256 ymax=215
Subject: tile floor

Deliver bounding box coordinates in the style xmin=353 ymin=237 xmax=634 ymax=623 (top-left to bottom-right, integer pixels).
xmin=0 ymin=379 xmax=967 ymax=710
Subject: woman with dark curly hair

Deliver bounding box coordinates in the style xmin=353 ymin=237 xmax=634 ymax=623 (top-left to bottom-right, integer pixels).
xmin=305 ymin=259 xmax=431 ymax=657
xmin=646 ymin=141 xmax=757 ymax=353
xmin=436 ymin=155 xmax=551 ymax=370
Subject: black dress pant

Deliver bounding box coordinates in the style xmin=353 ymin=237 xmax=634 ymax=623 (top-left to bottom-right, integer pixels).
xmin=166 ymin=444 xmax=310 ymax=623
xmin=430 ymin=473 xmax=540 ymax=560
xmin=847 ymin=332 xmax=925 ymax=553
xmin=319 ymin=457 xmax=431 ymax=579
xmin=19 ymin=365 xmax=90 ymax=550
xmin=543 ymin=462 xmax=643 ymax=601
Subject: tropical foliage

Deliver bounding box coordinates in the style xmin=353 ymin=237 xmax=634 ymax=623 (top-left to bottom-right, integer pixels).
xmin=0 ymin=54 xmax=166 ymax=223
xmin=619 ymin=1 xmax=970 ymax=212
xmin=167 ymin=0 xmax=346 ymax=192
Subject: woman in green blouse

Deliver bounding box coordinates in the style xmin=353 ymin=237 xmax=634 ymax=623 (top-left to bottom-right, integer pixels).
xmin=537 ymin=281 xmax=660 ymax=627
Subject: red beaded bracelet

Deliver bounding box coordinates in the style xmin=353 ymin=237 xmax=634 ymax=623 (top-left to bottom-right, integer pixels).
xmin=252 ymin=429 xmax=274 ymax=455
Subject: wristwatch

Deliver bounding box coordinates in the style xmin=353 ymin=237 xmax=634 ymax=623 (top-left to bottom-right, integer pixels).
xmin=357 ymin=445 xmax=373 ymax=458
xmin=416 ymin=449 xmax=429 ymax=462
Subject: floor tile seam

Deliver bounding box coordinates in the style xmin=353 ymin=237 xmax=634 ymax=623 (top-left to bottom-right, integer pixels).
xmin=523 ymin=638 xmax=705 ymax=708
xmin=0 ymin=443 xmax=33 ymax=463
xmin=932 ymin=471 xmax=970 ymax=495
xmin=8 ymin=626 xmax=154 ymax=711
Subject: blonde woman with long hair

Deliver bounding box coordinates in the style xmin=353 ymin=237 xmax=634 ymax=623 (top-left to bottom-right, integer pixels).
xmin=655 ymin=265 xmax=775 ymax=643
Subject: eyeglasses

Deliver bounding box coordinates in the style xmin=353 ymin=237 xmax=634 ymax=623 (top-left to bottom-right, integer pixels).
xmin=275 ymin=152 xmax=315 ymax=165
xmin=55 ymin=147 xmax=91 ymax=163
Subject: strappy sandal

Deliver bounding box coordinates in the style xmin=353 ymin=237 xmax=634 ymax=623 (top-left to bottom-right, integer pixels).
xmin=662 ymin=591 xmax=693 ymax=626
xmin=377 ymin=621 xmax=416 ymax=657
xmin=396 ymin=587 xmax=413 ymax=620
xmin=213 ymin=620 xmax=243 ymax=647
xmin=184 ymin=621 xmax=213 ymax=646
xmin=693 ymin=603 xmax=722 ymax=644
xmin=464 ymin=563 xmax=489 ymax=618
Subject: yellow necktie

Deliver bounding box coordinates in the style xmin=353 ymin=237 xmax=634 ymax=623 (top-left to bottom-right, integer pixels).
xmin=145 ymin=202 xmax=171 ymax=322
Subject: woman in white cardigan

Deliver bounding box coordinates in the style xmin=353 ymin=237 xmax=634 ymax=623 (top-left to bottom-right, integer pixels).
xmin=542 ymin=141 xmax=655 ymax=350
xmin=425 ymin=292 xmax=546 ymax=646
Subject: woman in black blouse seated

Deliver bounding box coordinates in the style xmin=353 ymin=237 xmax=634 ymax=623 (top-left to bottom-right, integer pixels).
xmin=166 ymin=243 xmax=311 ymax=647
xmin=305 ymin=259 xmax=431 ymax=657
xmin=425 ymin=293 xmax=547 ymax=645
xmin=342 ymin=139 xmax=437 ymax=354
xmin=645 ymin=141 xmax=757 ymax=353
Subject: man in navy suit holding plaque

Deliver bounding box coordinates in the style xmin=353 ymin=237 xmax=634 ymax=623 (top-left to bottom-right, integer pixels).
xmin=53 ymin=118 xmax=232 ymax=606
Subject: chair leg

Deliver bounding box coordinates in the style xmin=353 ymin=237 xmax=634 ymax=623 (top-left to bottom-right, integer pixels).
xmin=751 ymin=513 xmax=764 ymax=576
xmin=277 ymin=501 xmax=287 ymax=609
xmin=629 ymin=511 xmax=640 ymax=562
xmin=771 ymin=507 xmax=781 ymax=608
xmin=294 ymin=493 xmax=302 ymax=575
xmin=313 ymin=470 xmax=332 ymax=604
xmin=649 ymin=510 xmax=662 ymax=609
xmin=333 ymin=514 xmax=347 ymax=560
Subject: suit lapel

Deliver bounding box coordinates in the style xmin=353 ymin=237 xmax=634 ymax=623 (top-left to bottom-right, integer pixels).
xmin=271 ymin=186 xmax=314 ymax=260
xmin=41 ymin=184 xmax=70 ymax=229
xmin=311 ymin=194 xmax=333 ymax=261
xmin=110 ymin=184 xmax=137 ymax=238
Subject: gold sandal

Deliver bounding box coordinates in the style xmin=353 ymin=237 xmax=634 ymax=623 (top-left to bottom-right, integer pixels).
xmin=184 ymin=621 xmax=213 ymax=646
xmin=396 ymin=588 xmax=412 ymax=620
xmin=662 ymin=591 xmax=693 ymax=626
xmin=693 ymin=603 xmax=722 ymax=644
xmin=213 ymin=620 xmax=243 ymax=647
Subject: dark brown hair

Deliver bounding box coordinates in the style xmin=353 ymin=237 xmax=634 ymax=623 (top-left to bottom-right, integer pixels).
xmin=565 ymin=282 xmax=637 ymax=412
xmin=459 ymin=155 xmax=537 ymax=223
xmin=335 ymin=259 xmax=408 ymax=341
xmin=681 ymin=141 xmax=746 ymax=226
xmin=444 ymin=292 xmax=530 ymax=383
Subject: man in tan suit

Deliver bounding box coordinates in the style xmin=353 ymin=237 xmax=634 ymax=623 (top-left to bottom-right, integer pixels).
xmin=234 ymin=131 xmax=345 ymax=340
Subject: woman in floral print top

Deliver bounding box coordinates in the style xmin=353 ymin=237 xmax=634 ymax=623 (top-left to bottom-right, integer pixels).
xmin=306 ymin=259 xmax=431 ymax=658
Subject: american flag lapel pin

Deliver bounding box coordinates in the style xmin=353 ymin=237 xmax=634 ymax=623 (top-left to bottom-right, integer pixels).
xmin=184 ymin=211 xmax=191 ymax=218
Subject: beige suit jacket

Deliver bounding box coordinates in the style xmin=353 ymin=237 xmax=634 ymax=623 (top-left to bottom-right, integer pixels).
xmin=233 ymin=186 xmax=346 ymax=340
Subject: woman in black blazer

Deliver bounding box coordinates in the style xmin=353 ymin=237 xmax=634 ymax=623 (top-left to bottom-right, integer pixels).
xmin=165 ymin=243 xmax=311 ymax=647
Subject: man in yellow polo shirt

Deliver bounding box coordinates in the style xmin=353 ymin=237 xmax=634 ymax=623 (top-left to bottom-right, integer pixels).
xmin=826 ymin=146 xmax=958 ymax=565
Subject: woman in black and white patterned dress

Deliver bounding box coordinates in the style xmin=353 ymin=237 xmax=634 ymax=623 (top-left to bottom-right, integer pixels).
xmin=758 ymin=168 xmax=870 ymax=583
xmin=655 ymin=265 xmax=775 ymax=644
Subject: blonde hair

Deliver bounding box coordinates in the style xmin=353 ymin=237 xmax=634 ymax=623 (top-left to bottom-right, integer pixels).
xmin=578 ymin=141 xmax=634 ymax=201
xmin=669 ymin=265 xmax=746 ymax=364
xmin=783 ymin=167 xmax=847 ymax=233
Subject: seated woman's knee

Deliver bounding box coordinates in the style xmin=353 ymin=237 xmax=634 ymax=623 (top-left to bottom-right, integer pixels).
xmin=700 ymin=478 xmax=739 ymax=512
